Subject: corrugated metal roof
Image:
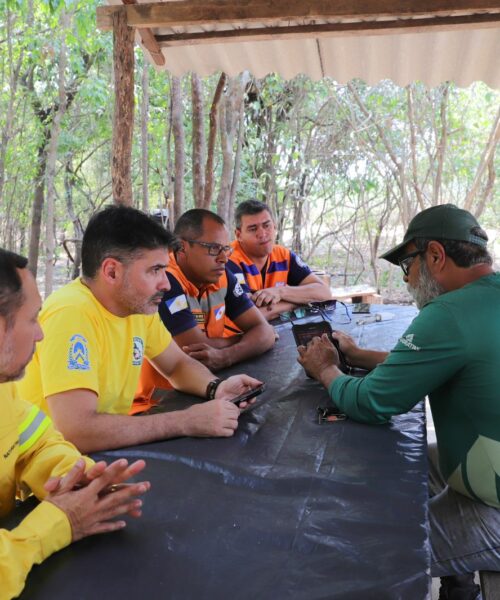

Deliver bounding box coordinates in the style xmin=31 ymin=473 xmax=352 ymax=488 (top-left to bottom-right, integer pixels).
xmin=101 ymin=1 xmax=500 ymax=88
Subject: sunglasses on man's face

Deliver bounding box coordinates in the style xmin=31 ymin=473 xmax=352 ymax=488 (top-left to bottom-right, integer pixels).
xmin=398 ymin=250 xmax=424 ymax=276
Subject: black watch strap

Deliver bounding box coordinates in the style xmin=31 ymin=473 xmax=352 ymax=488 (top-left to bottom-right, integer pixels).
xmin=206 ymin=378 xmax=222 ymax=400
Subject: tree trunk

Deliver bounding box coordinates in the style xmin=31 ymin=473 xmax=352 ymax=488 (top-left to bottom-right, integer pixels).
xmin=44 ymin=10 xmax=69 ymax=298
xmin=204 ymin=72 xmax=226 ymax=209
xmin=228 ymin=100 xmax=245 ymax=229
xmin=433 ymin=83 xmax=450 ymax=205
xmin=141 ymin=62 xmax=149 ymax=212
xmin=171 ymin=76 xmax=185 ymax=225
xmin=191 ymin=73 xmax=206 ymax=208
xmin=464 ymin=105 xmax=500 ymax=213
xmin=0 ymin=8 xmax=24 ymax=207
xmin=112 ymin=10 xmax=135 ymax=206
xmin=28 ymin=145 xmax=47 ymax=277
xmin=164 ymin=76 xmax=174 ymax=228
xmin=64 ymin=159 xmax=84 ymax=280
xmin=217 ymin=74 xmax=248 ymax=223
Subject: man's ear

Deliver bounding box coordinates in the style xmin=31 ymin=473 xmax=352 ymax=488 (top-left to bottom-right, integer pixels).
xmin=177 ymin=239 xmax=188 ymax=255
xmin=101 ymin=257 xmax=124 ymax=284
xmin=235 ymin=227 xmax=241 ymax=241
xmin=426 ymin=241 xmax=446 ymax=272
xmin=0 ymin=315 xmax=6 ymax=338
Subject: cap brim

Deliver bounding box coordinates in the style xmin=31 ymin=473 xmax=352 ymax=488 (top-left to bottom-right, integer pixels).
xmin=379 ymin=240 xmax=408 ymax=265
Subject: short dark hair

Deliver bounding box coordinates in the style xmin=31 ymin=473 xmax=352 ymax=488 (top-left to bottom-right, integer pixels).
xmin=82 ymin=206 xmax=177 ymax=279
xmin=174 ymin=209 xmax=225 ymax=240
xmin=414 ymin=226 xmax=492 ymax=268
xmin=234 ymin=199 xmax=273 ymax=229
xmin=0 ymin=248 xmax=28 ymax=328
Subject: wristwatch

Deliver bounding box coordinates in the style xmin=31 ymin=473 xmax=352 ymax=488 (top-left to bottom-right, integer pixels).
xmin=206 ymin=378 xmax=222 ymax=400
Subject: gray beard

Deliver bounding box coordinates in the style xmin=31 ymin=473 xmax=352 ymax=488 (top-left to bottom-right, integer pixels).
xmin=407 ymin=260 xmax=446 ymax=309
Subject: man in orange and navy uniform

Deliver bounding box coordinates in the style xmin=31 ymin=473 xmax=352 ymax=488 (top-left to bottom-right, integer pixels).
xmin=227 ymin=199 xmax=332 ymax=321
xmin=136 ymin=209 xmax=275 ymax=399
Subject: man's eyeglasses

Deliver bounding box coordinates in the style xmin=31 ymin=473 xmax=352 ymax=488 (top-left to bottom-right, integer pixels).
xmin=398 ymin=250 xmax=424 ymax=276
xmin=183 ymin=239 xmax=233 ymax=257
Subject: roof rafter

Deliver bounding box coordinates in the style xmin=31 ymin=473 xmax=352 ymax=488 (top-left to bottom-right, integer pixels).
xmin=153 ymin=13 xmax=500 ymax=47
xmin=97 ymin=0 xmax=500 ymax=32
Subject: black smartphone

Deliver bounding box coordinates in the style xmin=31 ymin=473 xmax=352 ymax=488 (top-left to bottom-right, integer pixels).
xmin=291 ymin=321 xmax=349 ymax=372
xmin=230 ymin=383 xmax=266 ymax=406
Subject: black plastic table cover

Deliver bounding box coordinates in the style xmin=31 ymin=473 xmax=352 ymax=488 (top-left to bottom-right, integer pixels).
xmin=16 ymin=304 xmax=429 ymax=599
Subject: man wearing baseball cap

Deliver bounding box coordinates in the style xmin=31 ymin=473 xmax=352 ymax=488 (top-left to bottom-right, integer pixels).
xmin=298 ymin=204 xmax=499 ymax=599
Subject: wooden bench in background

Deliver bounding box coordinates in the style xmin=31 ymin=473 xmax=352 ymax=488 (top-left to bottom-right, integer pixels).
xmin=312 ymin=271 xmax=382 ymax=304
xmin=330 ymin=285 xmax=382 ymax=304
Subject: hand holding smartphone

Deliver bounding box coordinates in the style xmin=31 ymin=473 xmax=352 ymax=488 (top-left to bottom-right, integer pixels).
xmin=230 ymin=383 xmax=266 ymax=408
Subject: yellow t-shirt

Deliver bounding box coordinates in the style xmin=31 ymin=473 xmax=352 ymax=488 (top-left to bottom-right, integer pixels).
xmin=17 ymin=279 xmax=171 ymax=415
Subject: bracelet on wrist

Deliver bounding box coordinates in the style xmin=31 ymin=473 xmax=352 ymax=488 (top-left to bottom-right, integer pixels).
xmin=206 ymin=378 xmax=222 ymax=400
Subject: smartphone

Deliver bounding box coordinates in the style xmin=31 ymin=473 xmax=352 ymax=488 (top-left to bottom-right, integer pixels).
xmin=230 ymin=383 xmax=266 ymax=406
xmin=352 ymin=303 xmax=371 ymax=314
xmin=291 ymin=321 xmax=349 ymax=372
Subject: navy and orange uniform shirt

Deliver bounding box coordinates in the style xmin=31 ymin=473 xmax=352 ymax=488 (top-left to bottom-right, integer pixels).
xmin=133 ymin=255 xmax=253 ymax=411
xmin=159 ymin=256 xmax=254 ymax=337
xmin=227 ymin=242 xmax=312 ymax=293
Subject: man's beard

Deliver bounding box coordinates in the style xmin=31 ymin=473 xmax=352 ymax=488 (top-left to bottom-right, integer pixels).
xmin=0 ymin=339 xmax=29 ymax=383
xmin=407 ymin=260 xmax=446 ymax=309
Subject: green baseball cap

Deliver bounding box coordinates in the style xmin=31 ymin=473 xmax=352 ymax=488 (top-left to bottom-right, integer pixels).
xmin=380 ymin=203 xmax=486 ymax=265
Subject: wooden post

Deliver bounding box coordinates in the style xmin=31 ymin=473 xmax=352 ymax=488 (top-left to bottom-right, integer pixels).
xmin=112 ymin=9 xmax=134 ymax=206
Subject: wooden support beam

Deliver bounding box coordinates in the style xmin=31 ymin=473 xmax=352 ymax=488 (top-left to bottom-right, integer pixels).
xmin=97 ymin=1 xmax=500 ymax=31
xmin=122 ymin=0 xmax=165 ymax=66
xmin=155 ymin=13 xmax=500 ymax=47
xmin=112 ymin=9 xmax=135 ymax=206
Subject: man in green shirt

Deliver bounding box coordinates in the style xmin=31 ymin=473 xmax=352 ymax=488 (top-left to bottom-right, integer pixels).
xmin=298 ymin=204 xmax=499 ymax=600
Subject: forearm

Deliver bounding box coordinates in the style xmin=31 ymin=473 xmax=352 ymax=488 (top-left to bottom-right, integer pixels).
xmin=218 ymin=323 xmax=275 ymax=366
xmin=349 ymin=348 xmax=389 ymax=370
xmin=164 ymin=356 xmax=214 ymax=398
xmin=317 ymin=364 xmax=344 ymax=391
xmin=0 ymin=502 xmax=71 ymax=599
xmin=199 ymin=335 xmax=241 ymax=349
xmin=260 ymin=301 xmax=296 ymax=321
xmin=281 ymin=283 xmax=331 ymax=304
xmin=53 ymin=410 xmax=192 ymax=453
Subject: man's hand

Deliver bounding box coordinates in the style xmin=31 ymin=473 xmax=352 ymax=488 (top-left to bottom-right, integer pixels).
xmin=251 ymin=287 xmax=283 ymax=307
xmin=297 ymin=334 xmax=340 ymax=382
xmin=182 ymin=342 xmax=230 ymax=371
xmin=215 ymin=374 xmax=264 ymax=410
xmin=183 ymin=399 xmax=240 ymax=437
xmin=216 ymin=374 xmax=263 ymax=400
xmin=44 ymin=458 xmax=150 ymax=541
xmin=331 ymin=331 xmax=359 ymax=365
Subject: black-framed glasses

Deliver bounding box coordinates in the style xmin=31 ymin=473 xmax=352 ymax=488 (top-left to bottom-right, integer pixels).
xmin=398 ymin=250 xmax=424 ymax=276
xmin=183 ymin=239 xmax=233 ymax=257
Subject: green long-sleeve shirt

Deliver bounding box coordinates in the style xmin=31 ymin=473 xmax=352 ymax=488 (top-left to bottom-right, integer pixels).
xmin=330 ymin=273 xmax=500 ymax=508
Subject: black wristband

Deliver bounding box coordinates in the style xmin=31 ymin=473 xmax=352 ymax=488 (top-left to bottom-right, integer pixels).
xmin=206 ymin=378 xmax=222 ymax=400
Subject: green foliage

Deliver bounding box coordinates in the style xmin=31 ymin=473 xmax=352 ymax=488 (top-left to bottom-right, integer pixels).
xmin=0 ymin=3 xmax=498 ymax=294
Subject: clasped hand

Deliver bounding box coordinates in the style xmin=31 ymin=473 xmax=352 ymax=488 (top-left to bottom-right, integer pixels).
xmin=251 ymin=287 xmax=283 ymax=307
xmin=44 ymin=458 xmax=150 ymax=541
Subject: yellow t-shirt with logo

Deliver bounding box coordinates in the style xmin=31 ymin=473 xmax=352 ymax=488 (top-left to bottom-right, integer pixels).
xmin=17 ymin=279 xmax=172 ymax=415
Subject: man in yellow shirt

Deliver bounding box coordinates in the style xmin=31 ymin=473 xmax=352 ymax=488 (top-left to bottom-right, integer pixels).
xmin=18 ymin=206 xmax=260 ymax=453
xmin=0 ymin=248 xmax=150 ymax=599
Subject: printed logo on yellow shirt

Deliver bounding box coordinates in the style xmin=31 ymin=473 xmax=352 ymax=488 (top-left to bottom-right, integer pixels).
xmin=68 ymin=334 xmax=90 ymax=370
xmin=132 ymin=337 xmax=144 ymax=366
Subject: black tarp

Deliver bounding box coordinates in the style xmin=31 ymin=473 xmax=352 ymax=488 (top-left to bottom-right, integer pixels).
xmin=13 ymin=304 xmax=429 ymax=599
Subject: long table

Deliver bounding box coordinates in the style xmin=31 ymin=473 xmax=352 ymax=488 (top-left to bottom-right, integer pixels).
xmin=16 ymin=304 xmax=430 ymax=599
